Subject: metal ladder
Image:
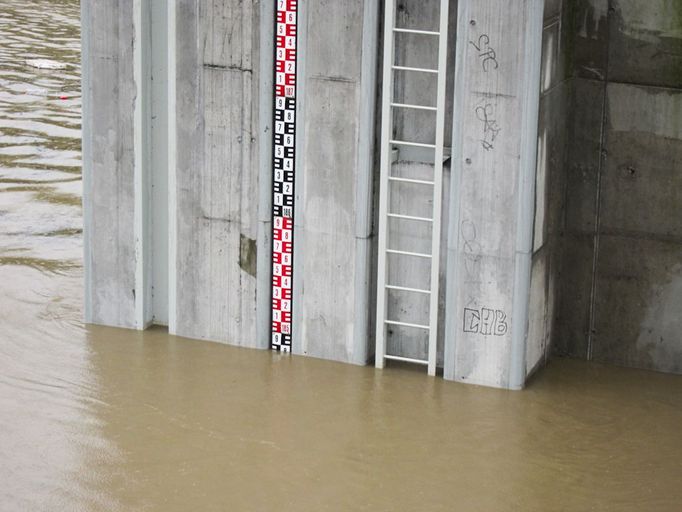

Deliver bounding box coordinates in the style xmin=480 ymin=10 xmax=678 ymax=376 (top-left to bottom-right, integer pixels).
xmin=375 ymin=0 xmax=450 ymax=376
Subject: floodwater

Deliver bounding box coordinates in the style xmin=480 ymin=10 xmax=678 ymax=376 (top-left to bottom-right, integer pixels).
xmin=1 ymin=1 xmax=681 ymax=511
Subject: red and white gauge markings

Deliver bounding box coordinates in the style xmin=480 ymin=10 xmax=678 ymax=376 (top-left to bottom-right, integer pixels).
xmin=271 ymin=0 xmax=298 ymax=352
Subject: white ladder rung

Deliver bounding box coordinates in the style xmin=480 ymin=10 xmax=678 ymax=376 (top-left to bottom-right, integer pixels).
xmin=386 ymin=284 xmax=431 ymax=295
xmin=390 ymin=140 xmax=436 ymax=149
xmin=392 ymin=65 xmax=439 ymax=74
xmin=387 ymin=213 xmax=433 ymax=223
xmin=392 ymin=28 xmax=440 ymax=37
xmin=391 ymin=102 xmax=437 ymax=112
xmin=385 ymin=354 xmax=429 ymax=365
xmin=388 ymin=176 xmax=435 ymax=186
xmin=385 ymin=249 xmax=432 ymax=259
xmin=385 ymin=320 xmax=430 ymax=330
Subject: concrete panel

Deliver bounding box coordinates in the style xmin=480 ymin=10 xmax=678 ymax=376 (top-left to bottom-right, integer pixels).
xmin=565 ymin=77 xmax=603 ymax=234
xmin=301 ymin=79 xmax=359 ymax=236
xmin=544 ymin=0 xmax=562 ymax=21
xmin=540 ymin=20 xmax=561 ymax=94
xmin=82 ymin=0 xmax=137 ymax=328
xmin=173 ymin=0 xmax=261 ymax=347
xmin=592 ymin=235 xmax=682 ymax=374
xmin=527 ymin=249 xmax=549 ymax=375
xmin=535 ymin=81 xmax=569 ymax=251
xmin=554 ymin=233 xmax=594 ymax=358
xmin=608 ymin=0 xmax=682 ymax=89
xmin=573 ymin=0 xmax=609 ymax=81
xmin=601 ymin=83 xmax=682 ymax=239
xmin=544 ymin=82 xmax=569 ymax=239
xmin=557 ymin=4 xmax=682 ymax=375
xmin=293 ymin=0 xmax=377 ymax=365
xmin=445 ymin=0 xmax=544 ymax=388
xmin=534 ymin=2 xmax=571 ymax=372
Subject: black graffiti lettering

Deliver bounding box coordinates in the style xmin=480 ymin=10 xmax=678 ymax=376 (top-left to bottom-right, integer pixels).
xmin=469 ymin=34 xmax=499 ymax=72
xmin=462 ymin=306 xmax=508 ymax=337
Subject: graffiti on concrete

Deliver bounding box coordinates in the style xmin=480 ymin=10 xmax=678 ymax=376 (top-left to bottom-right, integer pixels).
xmin=461 ymin=219 xmax=482 ymax=285
xmin=475 ymin=102 xmax=501 ymax=152
xmin=463 ymin=307 xmax=508 ymax=336
xmin=468 ymin=34 xmax=499 ymax=72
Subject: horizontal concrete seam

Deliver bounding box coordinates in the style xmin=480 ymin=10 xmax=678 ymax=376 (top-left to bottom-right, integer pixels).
xmin=590 ymin=229 xmax=682 ymax=246
xmin=203 ymin=63 xmax=253 ymax=73
xmin=310 ymin=74 xmax=355 ymax=83
xmin=575 ymin=76 xmax=682 ymax=93
xmin=202 ymin=215 xmax=237 ymax=223
xmin=473 ymin=91 xmax=515 ymax=99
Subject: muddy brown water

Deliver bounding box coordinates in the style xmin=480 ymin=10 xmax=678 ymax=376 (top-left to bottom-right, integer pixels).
xmin=1 ymin=1 xmax=681 ymax=511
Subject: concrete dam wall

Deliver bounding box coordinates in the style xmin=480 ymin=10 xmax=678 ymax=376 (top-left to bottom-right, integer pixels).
xmin=81 ymin=0 xmax=682 ymax=389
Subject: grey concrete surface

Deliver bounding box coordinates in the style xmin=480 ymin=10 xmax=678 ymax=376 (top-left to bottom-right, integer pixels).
xmin=82 ymin=0 xmax=137 ymax=328
xmin=608 ymin=1 xmax=682 ymax=89
xmin=556 ymin=0 xmax=682 ymax=374
xmin=444 ymin=0 xmax=544 ymax=389
xmin=173 ymin=0 xmax=263 ymax=348
xmin=292 ymin=0 xmax=378 ymax=365
xmin=527 ymin=0 xmax=573 ymax=376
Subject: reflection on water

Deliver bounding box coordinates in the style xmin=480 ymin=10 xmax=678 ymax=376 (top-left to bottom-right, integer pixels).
xmin=0 ymin=0 xmax=82 ymax=271
xmin=1 ymin=1 xmax=682 ymax=511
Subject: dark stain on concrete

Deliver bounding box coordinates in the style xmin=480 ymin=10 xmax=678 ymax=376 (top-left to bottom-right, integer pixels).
xmin=239 ymin=234 xmax=257 ymax=278
xmin=608 ymin=1 xmax=682 ymax=88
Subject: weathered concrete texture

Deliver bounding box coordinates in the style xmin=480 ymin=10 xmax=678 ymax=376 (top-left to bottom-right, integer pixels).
xmin=593 ymin=236 xmax=682 ymax=373
xmin=554 ymin=233 xmax=594 ymax=358
xmin=608 ymin=0 xmax=682 ymax=89
xmin=445 ymin=0 xmax=544 ymax=389
xmin=173 ymin=0 xmax=262 ymax=347
xmin=590 ymin=83 xmax=682 ymax=372
xmin=293 ymin=0 xmax=377 ymax=365
xmin=82 ymin=0 xmax=137 ymax=328
xmin=558 ymin=0 xmax=682 ymax=374
xmin=563 ymin=78 xmax=603 ymax=235
xmin=527 ymin=0 xmax=572 ymax=377
xmin=573 ymin=0 xmax=609 ymax=80
xmin=552 ymin=78 xmax=603 ymax=359
xmin=601 ymin=84 xmax=682 ymax=239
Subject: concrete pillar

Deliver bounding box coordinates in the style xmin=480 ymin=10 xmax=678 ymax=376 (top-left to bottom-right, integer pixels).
xmin=171 ymin=0 xmax=264 ymax=348
xmin=291 ymin=0 xmax=379 ymax=365
xmin=444 ymin=0 xmax=544 ymax=389
xmin=82 ymin=0 xmax=139 ymax=329
xmin=83 ymin=0 xmax=172 ymax=331
xmin=526 ymin=0 xmax=571 ymax=380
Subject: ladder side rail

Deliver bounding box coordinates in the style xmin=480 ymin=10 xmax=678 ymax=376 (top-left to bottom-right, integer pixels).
xmin=427 ymin=0 xmax=450 ymax=376
xmin=375 ymin=0 xmax=397 ymax=369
